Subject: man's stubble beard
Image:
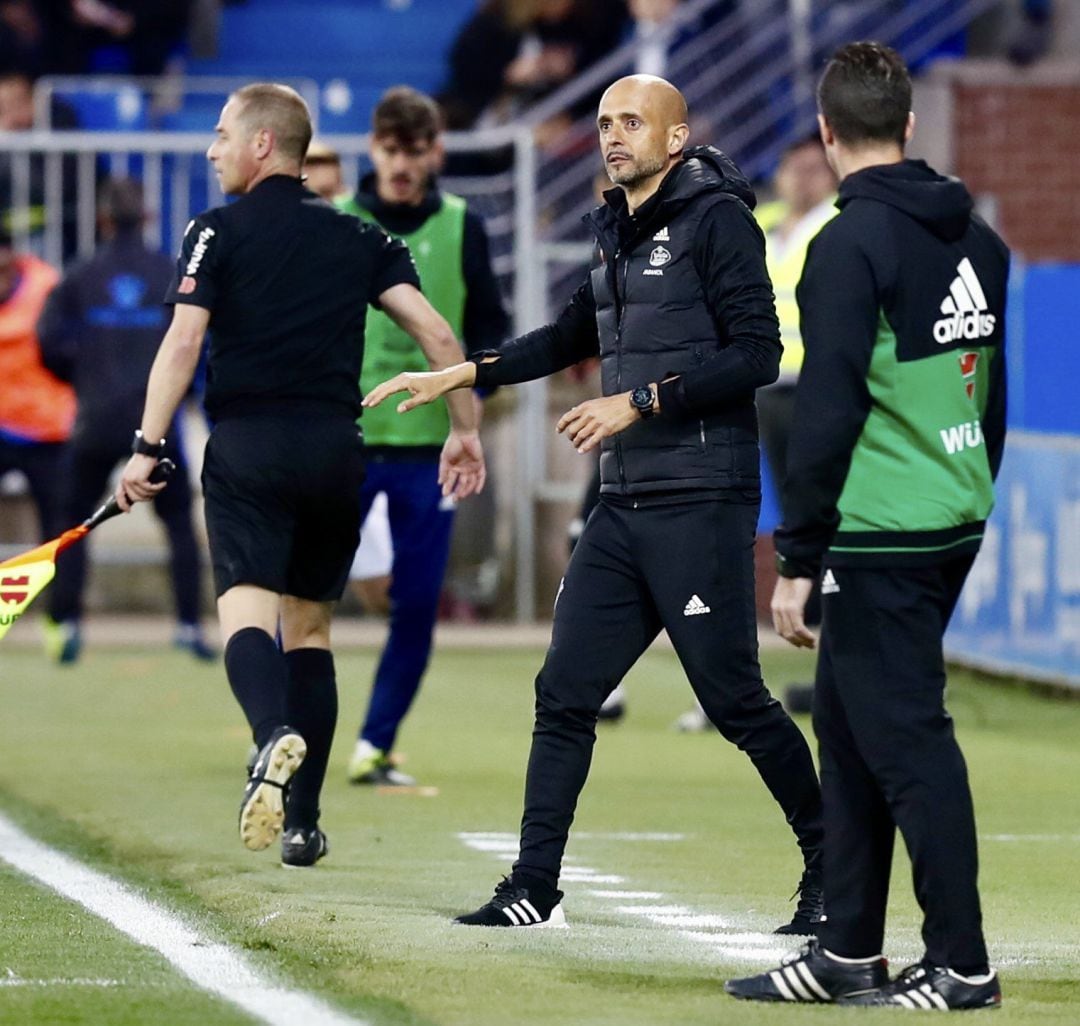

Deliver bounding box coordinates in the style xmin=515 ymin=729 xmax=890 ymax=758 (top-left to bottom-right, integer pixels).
xmin=607 ymin=151 xmax=667 ymax=189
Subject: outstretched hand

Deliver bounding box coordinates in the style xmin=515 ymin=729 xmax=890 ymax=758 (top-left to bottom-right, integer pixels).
xmin=439 ymin=430 xmax=486 ymax=499
xmin=362 ymin=363 xmax=475 ymax=414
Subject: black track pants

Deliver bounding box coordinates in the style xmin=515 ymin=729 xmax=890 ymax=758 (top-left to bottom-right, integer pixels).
xmin=513 ymin=496 xmax=823 ymax=885
xmin=813 ymin=556 xmax=989 ymax=974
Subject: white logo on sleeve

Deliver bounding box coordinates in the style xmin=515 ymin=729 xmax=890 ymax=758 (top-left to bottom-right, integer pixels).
xmin=185 ymin=225 xmax=216 ymax=276
xmin=683 ymin=594 xmax=711 ymax=616
xmin=933 ymin=258 xmax=996 ymax=344
xmin=821 ymin=570 xmax=839 ymax=595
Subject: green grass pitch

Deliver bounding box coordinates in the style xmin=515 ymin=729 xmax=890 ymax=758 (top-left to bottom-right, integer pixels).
xmin=1 ymin=638 xmax=1078 ymax=1025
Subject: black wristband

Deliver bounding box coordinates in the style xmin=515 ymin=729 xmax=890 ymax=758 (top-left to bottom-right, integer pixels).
xmin=132 ymin=430 xmax=166 ymax=457
xmin=470 ymin=351 xmax=501 ymax=390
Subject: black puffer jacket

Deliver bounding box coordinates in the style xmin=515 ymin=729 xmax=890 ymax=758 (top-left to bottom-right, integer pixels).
xmin=475 ymin=145 xmax=781 ymax=496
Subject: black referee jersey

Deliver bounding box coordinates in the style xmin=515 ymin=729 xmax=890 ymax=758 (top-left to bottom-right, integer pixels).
xmin=165 ymin=174 xmax=419 ymax=419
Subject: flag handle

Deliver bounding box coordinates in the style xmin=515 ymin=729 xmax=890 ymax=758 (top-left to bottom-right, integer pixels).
xmin=83 ymin=458 xmax=176 ymax=532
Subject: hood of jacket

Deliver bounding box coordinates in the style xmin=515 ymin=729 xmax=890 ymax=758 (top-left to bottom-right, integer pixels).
xmin=838 ymin=159 xmax=973 ymax=242
xmin=587 ymin=144 xmax=755 ymax=244
xmin=352 ymin=172 xmax=443 ymax=235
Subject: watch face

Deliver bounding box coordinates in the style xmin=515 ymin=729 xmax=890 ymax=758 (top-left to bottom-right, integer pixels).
xmin=632 ymin=386 xmax=653 ymax=411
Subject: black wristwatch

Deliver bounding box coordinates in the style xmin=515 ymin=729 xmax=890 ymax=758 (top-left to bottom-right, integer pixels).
xmin=629 ymin=385 xmax=656 ymax=419
xmin=131 ymin=429 xmax=166 ymax=457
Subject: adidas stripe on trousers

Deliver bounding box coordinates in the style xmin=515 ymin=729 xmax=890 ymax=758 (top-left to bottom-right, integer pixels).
xmin=813 ymin=556 xmax=990 ymax=975
xmin=514 ymin=495 xmax=823 ymax=886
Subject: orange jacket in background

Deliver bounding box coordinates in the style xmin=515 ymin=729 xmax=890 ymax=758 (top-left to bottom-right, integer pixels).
xmin=0 ymin=254 xmax=74 ymax=443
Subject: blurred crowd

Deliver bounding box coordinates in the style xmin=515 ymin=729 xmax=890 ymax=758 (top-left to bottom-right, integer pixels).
xmin=0 ymin=0 xmax=197 ymax=77
xmin=437 ymin=0 xmax=1054 ymax=135
xmin=0 ymin=0 xmax=1059 ymax=136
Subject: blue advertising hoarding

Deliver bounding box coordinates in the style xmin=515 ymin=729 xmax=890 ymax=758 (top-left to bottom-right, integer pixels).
xmin=946 ymin=431 xmax=1080 ymax=688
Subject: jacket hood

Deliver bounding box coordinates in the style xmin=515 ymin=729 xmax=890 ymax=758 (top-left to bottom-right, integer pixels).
xmin=674 ymin=144 xmax=756 ymax=210
xmin=839 ymin=159 xmax=973 ymax=242
xmin=353 ymin=172 xmax=442 ymax=233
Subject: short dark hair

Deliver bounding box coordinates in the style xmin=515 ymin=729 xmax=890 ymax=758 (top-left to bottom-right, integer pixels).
xmin=98 ymin=177 xmax=144 ymax=230
xmin=372 ymin=86 xmax=442 ymax=145
xmin=781 ymin=131 xmax=826 ymax=160
xmin=817 ymin=41 xmax=911 ymax=147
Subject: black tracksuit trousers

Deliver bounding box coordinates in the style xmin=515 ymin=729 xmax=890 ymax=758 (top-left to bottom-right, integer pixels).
xmin=813 ymin=556 xmax=989 ymax=975
xmin=513 ymin=495 xmax=823 ymax=886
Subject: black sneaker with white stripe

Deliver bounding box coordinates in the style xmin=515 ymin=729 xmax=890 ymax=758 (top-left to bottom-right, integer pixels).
xmin=839 ymin=962 xmax=1002 ymax=1010
xmin=453 ymin=873 xmax=566 ymax=928
xmin=725 ymin=939 xmax=888 ymax=1003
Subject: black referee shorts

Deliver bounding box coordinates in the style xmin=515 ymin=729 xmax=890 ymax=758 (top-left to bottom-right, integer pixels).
xmin=202 ymin=412 xmax=364 ymax=601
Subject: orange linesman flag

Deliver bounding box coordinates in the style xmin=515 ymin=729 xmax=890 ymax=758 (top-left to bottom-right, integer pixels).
xmin=0 ymin=528 xmax=89 ymax=641
xmin=0 ymin=458 xmax=174 ymax=642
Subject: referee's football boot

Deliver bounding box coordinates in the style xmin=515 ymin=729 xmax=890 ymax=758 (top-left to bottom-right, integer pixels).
xmin=774 ymin=867 xmax=825 ymax=935
xmin=453 ymin=872 xmax=567 ymax=928
xmin=281 ymin=826 xmax=329 ymax=868
xmin=239 ymin=726 xmax=307 ymax=851
xmin=725 ymin=939 xmax=888 ymax=1003
xmin=346 ymin=739 xmax=416 ymax=787
xmin=839 ymin=962 xmax=1002 ymax=1010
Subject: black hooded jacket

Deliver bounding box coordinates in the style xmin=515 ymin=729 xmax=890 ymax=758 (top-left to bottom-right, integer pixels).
xmin=474 ymin=145 xmax=781 ymax=496
xmin=775 ymin=159 xmax=1010 ymax=574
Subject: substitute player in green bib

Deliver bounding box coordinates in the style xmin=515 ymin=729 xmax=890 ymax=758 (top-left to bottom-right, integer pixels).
xmin=336 ymin=87 xmax=508 ymax=786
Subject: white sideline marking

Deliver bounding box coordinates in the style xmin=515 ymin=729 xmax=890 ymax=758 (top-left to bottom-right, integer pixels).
xmin=560 ymin=869 xmax=625 ymax=884
xmin=457 ymin=839 xmax=520 ymax=854
xmin=1 ymin=973 xmax=121 ymax=988
xmin=457 ymin=831 xmax=684 ymax=843
xmin=0 ymin=813 xmax=368 ymax=1026
xmin=456 ymin=831 xmax=787 ymax=963
xmin=588 ymin=890 xmax=663 ymax=900
xmin=573 ymin=832 xmax=686 ymax=842
xmin=681 ymin=933 xmax=789 ymax=963
xmin=981 ymin=833 xmax=1080 ymax=842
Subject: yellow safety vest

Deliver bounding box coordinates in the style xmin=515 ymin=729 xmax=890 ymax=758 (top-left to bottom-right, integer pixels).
xmin=756 ymin=196 xmax=838 ymax=382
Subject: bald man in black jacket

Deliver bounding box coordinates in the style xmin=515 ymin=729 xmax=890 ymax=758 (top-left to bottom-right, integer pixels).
xmin=365 ymin=74 xmax=825 ymax=934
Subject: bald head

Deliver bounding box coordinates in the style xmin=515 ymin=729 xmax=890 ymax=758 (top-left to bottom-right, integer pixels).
xmin=597 ymin=75 xmax=690 ymax=207
xmin=600 ymin=75 xmax=688 ymax=129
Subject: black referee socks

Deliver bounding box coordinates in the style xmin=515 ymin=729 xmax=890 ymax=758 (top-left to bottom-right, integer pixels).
xmin=224 ymin=627 xmax=290 ymax=749
xmin=283 ymin=648 xmax=338 ymax=832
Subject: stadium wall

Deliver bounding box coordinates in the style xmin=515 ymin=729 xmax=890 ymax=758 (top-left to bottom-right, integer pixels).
xmin=927 ymin=59 xmax=1080 ymax=262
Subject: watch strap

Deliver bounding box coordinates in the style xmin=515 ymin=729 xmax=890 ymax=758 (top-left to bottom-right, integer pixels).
xmin=132 ymin=430 xmax=166 ymax=457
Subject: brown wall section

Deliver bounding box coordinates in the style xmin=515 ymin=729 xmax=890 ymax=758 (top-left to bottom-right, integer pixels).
xmin=952 ymin=82 xmax=1080 ymax=261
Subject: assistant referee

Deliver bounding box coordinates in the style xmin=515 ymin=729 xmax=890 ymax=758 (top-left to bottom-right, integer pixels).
xmin=117 ymin=83 xmax=485 ymax=867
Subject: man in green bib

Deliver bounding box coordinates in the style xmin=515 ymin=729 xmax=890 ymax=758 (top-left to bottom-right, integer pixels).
xmin=338 ymin=86 xmax=508 ymax=786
